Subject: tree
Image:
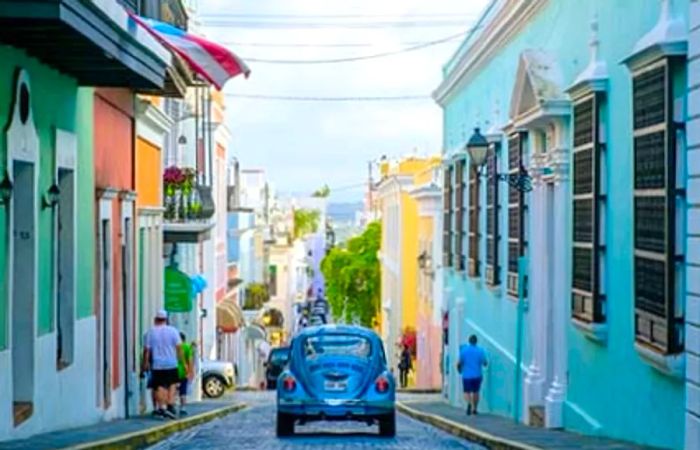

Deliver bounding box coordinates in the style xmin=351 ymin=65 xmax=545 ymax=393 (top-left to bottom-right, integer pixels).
xmin=293 ymin=208 xmax=321 ymax=239
xmin=312 ymin=184 xmax=331 ymax=198
xmin=243 ymin=282 xmax=270 ymax=310
xmin=320 ymin=222 xmax=381 ymax=327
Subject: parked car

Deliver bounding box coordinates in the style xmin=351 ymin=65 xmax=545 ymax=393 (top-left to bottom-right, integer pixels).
xmin=201 ymin=359 xmax=235 ymax=399
xmin=265 ymin=346 xmax=290 ymax=390
xmin=276 ymin=325 xmax=396 ymax=437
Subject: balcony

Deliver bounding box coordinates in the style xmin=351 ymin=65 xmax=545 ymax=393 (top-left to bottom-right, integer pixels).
xmin=163 ymin=166 xmax=215 ymax=243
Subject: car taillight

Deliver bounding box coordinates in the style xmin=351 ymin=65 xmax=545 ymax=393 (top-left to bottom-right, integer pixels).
xmin=375 ymin=375 xmax=389 ymax=393
xmin=282 ymin=375 xmax=296 ymax=391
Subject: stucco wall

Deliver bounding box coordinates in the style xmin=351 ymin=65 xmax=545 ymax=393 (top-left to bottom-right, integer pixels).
xmin=135 ymin=137 xmax=161 ymax=208
xmin=441 ymin=1 xmax=687 ymax=447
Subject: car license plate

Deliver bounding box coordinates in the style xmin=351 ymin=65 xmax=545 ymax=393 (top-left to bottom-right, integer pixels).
xmin=324 ymin=380 xmax=347 ymax=391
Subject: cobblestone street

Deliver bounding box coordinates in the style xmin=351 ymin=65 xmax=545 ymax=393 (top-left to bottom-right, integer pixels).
xmin=148 ymin=392 xmax=485 ymax=450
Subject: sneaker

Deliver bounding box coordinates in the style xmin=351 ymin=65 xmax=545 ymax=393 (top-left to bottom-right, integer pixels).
xmin=152 ymin=409 xmax=166 ymax=419
xmin=163 ymin=408 xmax=177 ymax=420
xmin=466 ymin=404 xmax=472 ymax=416
xmin=179 ymin=408 xmax=188 ymax=417
xmin=473 ymin=408 xmax=478 ymax=416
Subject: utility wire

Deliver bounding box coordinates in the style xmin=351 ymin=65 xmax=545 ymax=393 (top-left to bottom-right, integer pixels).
xmin=224 ymin=94 xmax=431 ymax=102
xmin=199 ymin=13 xmax=477 ymax=19
xmin=219 ymin=38 xmax=459 ymax=48
xmin=239 ymin=29 xmax=478 ymax=64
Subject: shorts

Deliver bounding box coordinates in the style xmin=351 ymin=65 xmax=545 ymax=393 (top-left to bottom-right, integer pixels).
xmin=178 ymin=378 xmax=188 ymax=396
xmin=146 ymin=372 xmax=154 ymax=389
xmin=462 ymin=377 xmax=483 ymax=394
xmin=151 ymin=368 xmax=179 ymax=389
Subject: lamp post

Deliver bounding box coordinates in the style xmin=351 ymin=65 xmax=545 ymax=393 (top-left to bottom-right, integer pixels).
xmin=465 ymin=128 xmax=533 ymax=193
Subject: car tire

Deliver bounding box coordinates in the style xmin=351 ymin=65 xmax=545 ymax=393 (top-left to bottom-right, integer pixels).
xmin=203 ymin=375 xmax=226 ymax=399
xmin=378 ymin=411 xmax=396 ymax=437
xmin=276 ymin=412 xmax=295 ymax=437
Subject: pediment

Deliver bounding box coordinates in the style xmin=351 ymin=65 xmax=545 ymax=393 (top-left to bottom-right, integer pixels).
xmin=509 ymin=50 xmax=567 ymax=121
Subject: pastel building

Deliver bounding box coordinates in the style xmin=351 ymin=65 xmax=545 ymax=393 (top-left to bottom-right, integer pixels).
xmin=436 ymin=0 xmax=694 ymax=448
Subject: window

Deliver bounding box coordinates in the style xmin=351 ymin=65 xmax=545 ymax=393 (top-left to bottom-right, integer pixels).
xmin=468 ymin=161 xmax=480 ymax=277
xmin=507 ymin=133 xmax=526 ymax=297
xmin=571 ymin=94 xmax=605 ymax=323
xmin=269 ymin=265 xmax=278 ymax=297
xmin=303 ymin=335 xmax=371 ymax=360
xmin=56 ymin=169 xmax=76 ymax=369
xmin=485 ymin=142 xmax=501 ymax=286
xmin=443 ymin=166 xmax=453 ymax=267
xmin=455 ymin=160 xmax=466 ymax=271
xmin=632 ymin=58 xmax=684 ymax=354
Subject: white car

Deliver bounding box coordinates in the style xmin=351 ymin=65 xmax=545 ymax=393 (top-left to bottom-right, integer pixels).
xmin=201 ymin=359 xmax=235 ymax=398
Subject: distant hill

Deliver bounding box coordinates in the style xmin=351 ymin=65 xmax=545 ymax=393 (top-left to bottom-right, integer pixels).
xmin=327 ymin=202 xmax=363 ymax=223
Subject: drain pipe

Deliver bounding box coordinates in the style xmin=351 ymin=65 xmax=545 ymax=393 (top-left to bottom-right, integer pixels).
xmin=513 ymin=256 xmax=528 ymax=423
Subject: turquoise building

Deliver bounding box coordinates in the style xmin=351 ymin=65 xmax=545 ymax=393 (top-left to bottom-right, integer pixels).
xmin=437 ymin=1 xmax=694 ymax=448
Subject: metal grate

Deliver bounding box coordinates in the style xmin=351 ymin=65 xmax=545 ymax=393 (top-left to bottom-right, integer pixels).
xmin=574 ymin=99 xmax=594 ymax=147
xmin=573 ymin=247 xmax=593 ymax=292
xmin=635 ymin=256 xmax=666 ymax=318
xmin=508 ymin=206 xmax=520 ymax=240
xmin=634 ymin=196 xmax=666 ymax=253
xmin=573 ymin=149 xmax=593 ymax=195
xmin=508 ymin=242 xmax=519 ymax=273
xmin=634 ymin=131 xmax=666 ymax=190
xmin=573 ymin=199 xmax=593 ymax=243
xmin=633 ymin=66 xmax=666 ymax=130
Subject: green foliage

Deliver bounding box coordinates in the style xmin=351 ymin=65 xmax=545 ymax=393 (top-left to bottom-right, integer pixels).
xmin=243 ymin=282 xmax=270 ymax=310
xmin=312 ymin=184 xmax=331 ymax=198
xmin=294 ymin=208 xmax=321 ymax=239
xmin=320 ymin=222 xmax=381 ymax=327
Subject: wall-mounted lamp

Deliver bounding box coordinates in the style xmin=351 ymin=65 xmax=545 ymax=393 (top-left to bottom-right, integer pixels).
xmin=466 ymin=127 xmax=532 ymax=193
xmin=0 ymin=170 xmax=12 ymax=206
xmin=42 ymin=183 xmax=60 ymax=209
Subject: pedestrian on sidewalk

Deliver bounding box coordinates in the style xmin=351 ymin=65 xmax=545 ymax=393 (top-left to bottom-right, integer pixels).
xmin=457 ymin=334 xmax=488 ymax=415
xmin=142 ymin=310 xmax=183 ymax=420
xmin=177 ymin=331 xmax=194 ymax=416
xmin=398 ymin=344 xmax=412 ymax=389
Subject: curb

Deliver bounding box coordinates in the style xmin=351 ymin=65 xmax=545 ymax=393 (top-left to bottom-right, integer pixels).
xmin=397 ymin=402 xmax=541 ymax=450
xmin=66 ymin=403 xmax=247 ymax=450
xmin=397 ymin=388 xmax=442 ymax=394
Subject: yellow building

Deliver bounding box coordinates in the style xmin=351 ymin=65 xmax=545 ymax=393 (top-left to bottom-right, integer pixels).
xmin=376 ymin=156 xmax=441 ymax=382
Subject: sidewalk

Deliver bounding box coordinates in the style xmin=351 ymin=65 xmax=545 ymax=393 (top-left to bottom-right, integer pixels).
xmin=1 ymin=400 xmax=246 ymax=450
xmin=397 ymin=394 xmax=662 ymax=450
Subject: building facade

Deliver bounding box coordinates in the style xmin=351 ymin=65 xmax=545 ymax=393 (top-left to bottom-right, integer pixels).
xmin=437 ymin=0 xmax=691 ymax=448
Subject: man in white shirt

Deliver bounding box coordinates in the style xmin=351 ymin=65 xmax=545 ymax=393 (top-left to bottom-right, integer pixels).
xmin=142 ymin=310 xmax=183 ymax=419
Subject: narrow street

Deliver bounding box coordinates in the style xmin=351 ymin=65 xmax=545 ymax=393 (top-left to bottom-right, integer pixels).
xmin=148 ymin=392 xmax=485 ymax=450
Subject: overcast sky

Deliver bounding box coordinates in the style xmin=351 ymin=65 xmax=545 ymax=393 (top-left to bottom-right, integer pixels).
xmin=200 ymin=0 xmax=489 ymax=202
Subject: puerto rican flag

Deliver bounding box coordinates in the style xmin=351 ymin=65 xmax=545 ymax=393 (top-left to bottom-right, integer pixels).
xmin=131 ymin=15 xmax=250 ymax=90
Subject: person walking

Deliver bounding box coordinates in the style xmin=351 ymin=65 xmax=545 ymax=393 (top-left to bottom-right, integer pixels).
xmin=142 ymin=310 xmax=183 ymax=419
xmin=398 ymin=344 xmax=412 ymax=389
xmin=457 ymin=334 xmax=488 ymax=415
xmin=177 ymin=332 xmax=194 ymax=416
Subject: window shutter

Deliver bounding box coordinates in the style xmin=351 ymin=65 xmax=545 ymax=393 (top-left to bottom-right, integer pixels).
xmin=455 ymin=161 xmax=466 ymax=271
xmin=485 ymin=142 xmax=500 ymax=286
xmin=632 ymin=58 xmax=683 ymax=354
xmin=468 ymin=160 xmax=481 ymax=277
xmin=507 ymin=133 xmax=526 ymax=297
xmin=443 ymin=166 xmax=453 ymax=267
xmin=571 ymin=94 xmax=605 ymax=323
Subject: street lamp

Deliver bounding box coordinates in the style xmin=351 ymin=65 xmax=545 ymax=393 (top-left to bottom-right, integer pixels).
xmin=0 ymin=170 xmax=12 ymax=206
xmin=465 ymin=127 xmax=533 ymax=193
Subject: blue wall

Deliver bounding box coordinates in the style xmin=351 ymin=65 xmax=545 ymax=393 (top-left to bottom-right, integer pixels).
xmin=442 ymin=1 xmax=687 ymax=448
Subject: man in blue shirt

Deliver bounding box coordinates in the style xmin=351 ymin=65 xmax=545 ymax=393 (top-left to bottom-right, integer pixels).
xmin=457 ymin=334 xmax=487 ymax=415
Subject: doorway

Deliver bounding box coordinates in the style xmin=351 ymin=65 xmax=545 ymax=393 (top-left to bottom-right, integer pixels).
xmin=11 ymin=161 xmax=35 ymax=425
xmin=101 ymin=218 xmax=112 ymax=408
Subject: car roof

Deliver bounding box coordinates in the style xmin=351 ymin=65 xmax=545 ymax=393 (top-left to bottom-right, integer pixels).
xmin=294 ymin=324 xmax=379 ymax=340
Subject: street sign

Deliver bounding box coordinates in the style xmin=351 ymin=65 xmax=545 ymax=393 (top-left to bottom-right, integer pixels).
xmin=164 ymin=266 xmax=193 ymax=312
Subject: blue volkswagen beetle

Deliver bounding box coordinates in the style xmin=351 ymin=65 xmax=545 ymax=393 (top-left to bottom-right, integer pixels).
xmin=276 ymin=325 xmax=396 ymax=437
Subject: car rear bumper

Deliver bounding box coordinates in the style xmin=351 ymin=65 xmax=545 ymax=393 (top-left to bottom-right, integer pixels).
xmin=278 ymin=398 xmax=394 ymax=421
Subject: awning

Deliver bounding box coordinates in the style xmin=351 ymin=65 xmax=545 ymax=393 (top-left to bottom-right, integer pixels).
xmin=0 ymin=0 xmax=171 ymax=89
xmin=217 ymin=298 xmax=243 ymax=333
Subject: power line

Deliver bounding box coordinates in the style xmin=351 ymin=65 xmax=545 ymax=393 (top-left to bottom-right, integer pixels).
xmin=239 ymin=29 xmax=476 ymax=64
xmin=219 ymin=38 xmax=456 ymax=48
xmin=224 ymin=94 xmax=431 ymax=102
xmin=200 ymin=13 xmax=477 ymax=19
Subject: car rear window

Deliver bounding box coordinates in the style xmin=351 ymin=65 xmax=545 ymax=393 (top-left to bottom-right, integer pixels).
xmin=303 ymin=334 xmax=371 ymax=360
